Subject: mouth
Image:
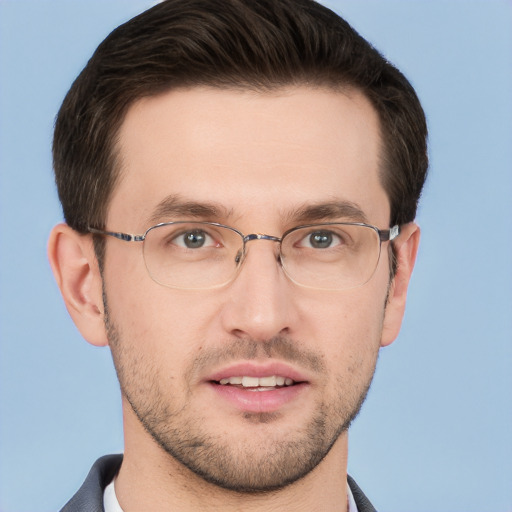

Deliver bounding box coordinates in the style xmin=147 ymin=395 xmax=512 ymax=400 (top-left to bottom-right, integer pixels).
xmin=206 ymin=364 xmax=310 ymax=413
xmin=216 ymin=375 xmax=296 ymax=391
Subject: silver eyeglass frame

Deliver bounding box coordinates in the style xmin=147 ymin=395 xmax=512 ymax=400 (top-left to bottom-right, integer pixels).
xmin=88 ymin=221 xmax=400 ymax=290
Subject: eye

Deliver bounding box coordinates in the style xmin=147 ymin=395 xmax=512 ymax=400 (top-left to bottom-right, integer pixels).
xmin=299 ymin=230 xmax=343 ymax=249
xmin=173 ymin=229 xmax=217 ymax=249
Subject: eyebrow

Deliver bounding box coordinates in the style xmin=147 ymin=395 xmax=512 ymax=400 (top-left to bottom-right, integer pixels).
xmin=146 ymin=194 xmax=234 ymax=225
xmin=287 ymin=200 xmax=369 ymax=224
xmin=145 ymin=195 xmax=368 ymax=227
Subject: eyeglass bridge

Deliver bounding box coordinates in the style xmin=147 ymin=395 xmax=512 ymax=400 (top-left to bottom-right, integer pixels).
xmin=243 ymin=233 xmax=281 ymax=243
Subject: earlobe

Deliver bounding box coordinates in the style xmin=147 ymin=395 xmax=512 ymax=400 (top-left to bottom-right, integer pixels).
xmin=380 ymin=222 xmax=420 ymax=347
xmin=48 ymin=223 xmax=108 ymax=347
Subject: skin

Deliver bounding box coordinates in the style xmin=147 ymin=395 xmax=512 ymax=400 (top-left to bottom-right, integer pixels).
xmin=49 ymin=86 xmax=420 ymax=511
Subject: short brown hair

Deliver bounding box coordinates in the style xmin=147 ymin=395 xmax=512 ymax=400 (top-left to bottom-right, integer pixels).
xmin=53 ymin=0 xmax=428 ymax=236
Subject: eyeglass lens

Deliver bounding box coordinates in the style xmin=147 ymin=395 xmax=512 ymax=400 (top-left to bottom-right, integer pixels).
xmin=141 ymin=222 xmax=383 ymax=290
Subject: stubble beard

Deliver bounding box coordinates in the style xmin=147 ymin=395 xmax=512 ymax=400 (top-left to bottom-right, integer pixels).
xmin=105 ymin=306 xmax=379 ymax=493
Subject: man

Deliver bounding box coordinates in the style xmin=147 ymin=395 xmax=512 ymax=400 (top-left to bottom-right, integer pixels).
xmin=48 ymin=0 xmax=427 ymax=510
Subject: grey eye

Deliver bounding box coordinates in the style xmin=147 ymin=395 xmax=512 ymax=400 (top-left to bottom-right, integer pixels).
xmin=181 ymin=230 xmax=209 ymax=249
xmin=308 ymin=231 xmax=334 ymax=249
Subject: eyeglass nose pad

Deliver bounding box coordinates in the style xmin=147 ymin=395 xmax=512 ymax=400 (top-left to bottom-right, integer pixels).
xmin=234 ymin=248 xmax=244 ymax=265
xmin=236 ymin=244 xmax=283 ymax=265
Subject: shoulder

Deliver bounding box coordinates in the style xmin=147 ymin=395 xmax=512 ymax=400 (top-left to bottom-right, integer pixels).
xmin=347 ymin=474 xmax=377 ymax=512
xmin=60 ymin=454 xmax=123 ymax=512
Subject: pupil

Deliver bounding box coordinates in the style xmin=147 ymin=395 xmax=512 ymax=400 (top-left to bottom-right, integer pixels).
xmin=310 ymin=231 xmax=332 ymax=249
xmin=184 ymin=230 xmax=206 ymax=248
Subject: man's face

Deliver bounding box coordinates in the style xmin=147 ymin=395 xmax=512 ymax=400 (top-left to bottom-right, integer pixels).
xmin=103 ymin=86 xmax=394 ymax=491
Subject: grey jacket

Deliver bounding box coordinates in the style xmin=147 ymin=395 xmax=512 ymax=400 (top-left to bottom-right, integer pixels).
xmin=60 ymin=454 xmax=376 ymax=512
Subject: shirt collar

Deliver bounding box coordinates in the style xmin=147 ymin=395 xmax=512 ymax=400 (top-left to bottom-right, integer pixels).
xmin=104 ymin=477 xmax=359 ymax=511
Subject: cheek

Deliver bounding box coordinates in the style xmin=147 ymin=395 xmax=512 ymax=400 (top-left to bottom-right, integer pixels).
xmin=311 ymin=287 xmax=386 ymax=340
xmin=105 ymin=267 xmax=222 ymax=367
xmin=303 ymin=285 xmax=387 ymax=369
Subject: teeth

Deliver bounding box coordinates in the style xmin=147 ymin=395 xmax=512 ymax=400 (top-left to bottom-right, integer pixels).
xmin=259 ymin=376 xmax=276 ymax=386
xmin=218 ymin=375 xmax=295 ymax=387
xmin=242 ymin=376 xmax=259 ymax=387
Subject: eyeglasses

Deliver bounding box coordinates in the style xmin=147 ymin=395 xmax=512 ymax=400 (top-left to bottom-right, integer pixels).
xmin=89 ymin=221 xmax=400 ymax=290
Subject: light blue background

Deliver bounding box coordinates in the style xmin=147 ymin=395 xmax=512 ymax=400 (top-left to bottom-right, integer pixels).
xmin=1 ymin=1 xmax=511 ymax=511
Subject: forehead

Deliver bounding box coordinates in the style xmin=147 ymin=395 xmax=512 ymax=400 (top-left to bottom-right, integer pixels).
xmin=109 ymin=86 xmax=388 ymax=230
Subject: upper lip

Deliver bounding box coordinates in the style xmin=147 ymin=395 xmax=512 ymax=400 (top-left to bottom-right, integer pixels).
xmin=206 ymin=361 xmax=310 ymax=383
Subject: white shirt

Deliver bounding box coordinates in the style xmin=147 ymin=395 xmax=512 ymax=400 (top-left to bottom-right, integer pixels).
xmin=103 ymin=478 xmax=359 ymax=512
xmin=103 ymin=479 xmax=124 ymax=512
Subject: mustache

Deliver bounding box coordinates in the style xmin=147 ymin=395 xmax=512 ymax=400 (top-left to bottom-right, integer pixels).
xmin=187 ymin=336 xmax=326 ymax=378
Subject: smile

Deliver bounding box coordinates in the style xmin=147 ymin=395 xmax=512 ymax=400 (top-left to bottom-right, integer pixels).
xmin=206 ymin=362 xmax=310 ymax=412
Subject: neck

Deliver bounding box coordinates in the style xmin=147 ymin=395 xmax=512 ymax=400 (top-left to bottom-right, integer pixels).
xmin=116 ymin=405 xmax=349 ymax=512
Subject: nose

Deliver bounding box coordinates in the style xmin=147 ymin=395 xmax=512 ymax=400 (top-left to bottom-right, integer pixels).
xmin=220 ymin=238 xmax=298 ymax=341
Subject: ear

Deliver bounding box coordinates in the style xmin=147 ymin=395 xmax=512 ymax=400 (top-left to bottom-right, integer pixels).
xmin=48 ymin=223 xmax=108 ymax=347
xmin=380 ymin=222 xmax=420 ymax=347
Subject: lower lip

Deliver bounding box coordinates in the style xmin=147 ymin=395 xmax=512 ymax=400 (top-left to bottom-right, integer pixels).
xmin=208 ymin=382 xmax=308 ymax=413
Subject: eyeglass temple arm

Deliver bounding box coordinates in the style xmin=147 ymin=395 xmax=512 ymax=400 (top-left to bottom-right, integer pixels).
xmin=88 ymin=227 xmax=144 ymax=242
xmin=379 ymin=225 xmax=400 ymax=242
